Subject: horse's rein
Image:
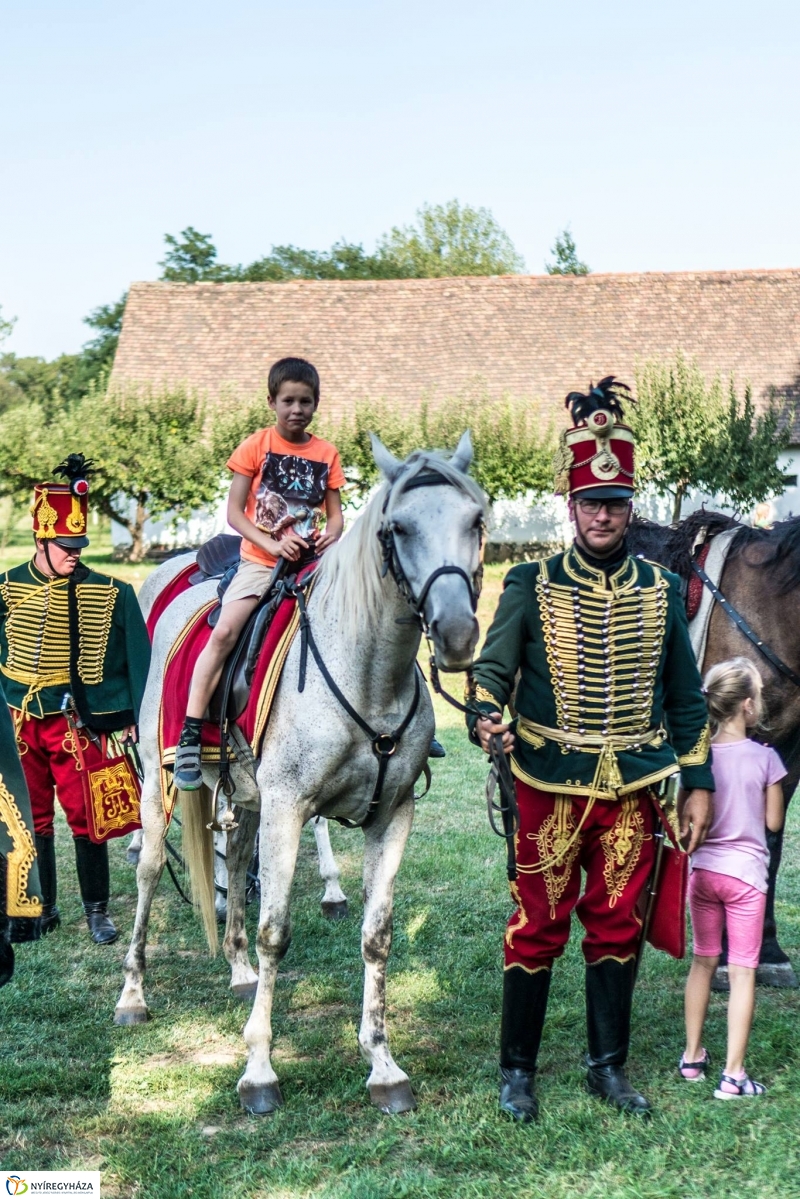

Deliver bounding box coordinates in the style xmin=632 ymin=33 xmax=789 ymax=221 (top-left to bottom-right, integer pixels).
xmin=691 ymin=560 xmax=800 ymax=688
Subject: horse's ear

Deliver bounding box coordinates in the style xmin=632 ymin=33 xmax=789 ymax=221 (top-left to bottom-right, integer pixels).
xmin=449 ymin=430 xmax=473 ymax=474
xmin=370 ymin=433 xmax=403 ymax=482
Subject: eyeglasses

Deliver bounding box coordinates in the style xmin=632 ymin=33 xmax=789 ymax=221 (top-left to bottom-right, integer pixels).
xmin=575 ymin=498 xmax=631 ymax=516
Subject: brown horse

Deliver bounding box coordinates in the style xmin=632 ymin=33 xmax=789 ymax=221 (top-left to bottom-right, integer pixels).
xmin=629 ymin=510 xmax=800 ymax=987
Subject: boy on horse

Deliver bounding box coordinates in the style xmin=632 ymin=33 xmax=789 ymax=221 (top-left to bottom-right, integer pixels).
xmin=175 ymin=357 xmax=346 ymax=790
xmin=468 ymin=378 xmax=714 ymax=1120
xmin=0 ymin=455 xmax=150 ymax=945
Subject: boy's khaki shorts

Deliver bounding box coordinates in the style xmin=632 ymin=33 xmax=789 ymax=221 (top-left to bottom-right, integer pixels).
xmin=221 ymin=560 xmax=274 ymax=606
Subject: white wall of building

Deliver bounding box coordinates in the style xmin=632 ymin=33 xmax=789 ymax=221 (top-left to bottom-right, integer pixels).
xmin=112 ymin=451 xmax=800 ymax=555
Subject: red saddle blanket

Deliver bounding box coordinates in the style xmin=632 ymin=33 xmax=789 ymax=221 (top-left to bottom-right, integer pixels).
xmin=157 ymin=589 xmax=302 ymax=822
xmin=686 ymin=541 xmax=711 ymax=622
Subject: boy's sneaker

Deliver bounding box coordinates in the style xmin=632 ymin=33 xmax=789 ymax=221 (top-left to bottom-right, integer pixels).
xmin=174 ymin=744 xmax=203 ymax=791
xmin=714 ymin=1071 xmax=766 ymax=1099
xmin=678 ymin=1048 xmax=710 ymax=1080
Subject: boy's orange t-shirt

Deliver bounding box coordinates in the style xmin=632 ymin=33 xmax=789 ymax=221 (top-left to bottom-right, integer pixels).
xmin=227 ymin=427 xmax=347 ymax=567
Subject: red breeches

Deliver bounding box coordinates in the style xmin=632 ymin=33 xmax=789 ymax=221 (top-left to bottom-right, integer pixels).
xmin=505 ymin=781 xmax=656 ymax=971
xmin=12 ymin=711 xmax=103 ymax=838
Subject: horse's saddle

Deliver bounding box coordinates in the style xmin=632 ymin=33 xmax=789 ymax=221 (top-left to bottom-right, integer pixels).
xmin=188 ymin=532 xmax=312 ymax=724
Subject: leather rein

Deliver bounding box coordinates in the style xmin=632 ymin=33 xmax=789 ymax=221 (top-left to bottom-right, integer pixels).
xmin=288 ymin=468 xmax=484 ymax=829
xmin=691 ymin=560 xmax=800 ymax=689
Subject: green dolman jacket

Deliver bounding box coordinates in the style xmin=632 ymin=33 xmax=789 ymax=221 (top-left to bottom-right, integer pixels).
xmin=0 ymin=559 xmax=151 ymax=731
xmin=467 ymin=545 xmax=714 ymax=798
xmin=0 ymin=679 xmax=42 ymax=921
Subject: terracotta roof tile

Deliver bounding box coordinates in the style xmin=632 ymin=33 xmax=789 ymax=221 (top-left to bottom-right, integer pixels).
xmin=111 ymin=270 xmax=800 ymax=440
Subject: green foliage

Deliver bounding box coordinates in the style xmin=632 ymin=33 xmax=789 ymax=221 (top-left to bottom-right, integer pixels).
xmin=159 ymin=226 xmax=223 ymax=282
xmin=377 ymin=201 xmax=525 ymax=278
xmin=317 ymin=394 xmax=554 ymax=503
xmin=0 ymin=292 xmax=128 ymax=418
xmin=0 ymin=385 xmax=224 ymax=561
xmin=631 ymin=354 xmax=791 ymax=520
xmin=237 ymin=241 xmax=396 ymax=282
xmin=546 ymin=227 xmax=590 ymax=276
xmin=0 ymin=352 xmax=82 ymax=419
xmin=0 ymin=304 xmax=14 ymax=343
xmin=160 ymin=201 xmax=525 ymax=285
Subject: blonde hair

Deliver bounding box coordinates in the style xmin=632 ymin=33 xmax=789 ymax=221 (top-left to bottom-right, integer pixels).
xmin=703 ymin=656 xmax=764 ymax=731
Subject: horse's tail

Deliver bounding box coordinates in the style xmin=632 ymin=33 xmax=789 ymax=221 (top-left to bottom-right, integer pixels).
xmin=180 ymin=788 xmax=218 ymax=956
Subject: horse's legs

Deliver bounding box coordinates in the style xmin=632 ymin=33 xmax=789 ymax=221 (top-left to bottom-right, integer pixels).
xmin=114 ymin=787 xmax=168 ymax=1025
xmin=237 ymin=802 xmax=304 ymax=1114
xmin=359 ymin=796 xmax=416 ymax=1114
xmin=126 ymin=827 xmax=144 ymax=866
xmin=223 ymin=807 xmax=260 ymax=999
xmin=313 ymin=816 xmax=348 ymax=919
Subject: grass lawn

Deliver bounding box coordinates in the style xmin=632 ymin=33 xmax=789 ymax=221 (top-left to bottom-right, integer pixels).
xmin=1 ymin=547 xmax=798 ymax=1197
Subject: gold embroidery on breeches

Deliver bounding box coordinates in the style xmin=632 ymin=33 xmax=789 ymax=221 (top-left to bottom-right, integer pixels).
xmin=517 ymin=796 xmax=583 ymax=920
xmin=599 ymin=796 xmax=650 ymax=908
xmin=505 ymin=875 xmax=529 ymax=949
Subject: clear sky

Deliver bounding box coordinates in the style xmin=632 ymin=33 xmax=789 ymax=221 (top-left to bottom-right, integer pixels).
xmin=2 ymin=0 xmax=799 ymax=359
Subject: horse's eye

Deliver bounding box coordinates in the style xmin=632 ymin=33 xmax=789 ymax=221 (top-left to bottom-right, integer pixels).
xmin=392 ymin=522 xmax=407 ymax=537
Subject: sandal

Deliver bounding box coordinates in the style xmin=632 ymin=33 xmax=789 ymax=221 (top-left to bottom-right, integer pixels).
xmin=678 ymin=1048 xmax=710 ymax=1081
xmin=714 ymin=1072 xmax=766 ymax=1099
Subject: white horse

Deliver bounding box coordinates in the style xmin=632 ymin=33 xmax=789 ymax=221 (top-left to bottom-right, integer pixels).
xmin=115 ymin=435 xmax=485 ymax=1115
xmin=117 ymin=548 xmax=349 ymax=1009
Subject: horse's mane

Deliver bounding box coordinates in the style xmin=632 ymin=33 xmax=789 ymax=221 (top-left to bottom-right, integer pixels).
xmin=314 ymin=447 xmax=487 ymax=634
xmin=629 ymin=509 xmax=800 ymax=596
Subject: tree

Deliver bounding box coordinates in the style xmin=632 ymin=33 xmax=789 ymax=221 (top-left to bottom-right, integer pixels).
xmin=0 ymin=385 xmax=225 ymax=562
xmin=160 ymin=201 xmax=525 ymax=286
xmin=160 ymin=227 xmax=225 ymax=282
xmin=377 ymin=201 xmax=525 ymax=277
xmin=316 ymin=393 xmax=554 ymax=503
xmin=546 ymin=227 xmax=590 ymax=276
xmin=0 ymin=305 xmax=14 ymax=344
xmin=0 ymin=352 xmax=82 ymax=419
xmin=630 ymin=355 xmax=791 ymax=521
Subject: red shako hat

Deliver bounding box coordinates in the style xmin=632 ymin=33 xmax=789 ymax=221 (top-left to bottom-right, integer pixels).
xmin=553 ymin=376 xmax=636 ymax=499
xmin=31 ymin=454 xmax=94 ymax=548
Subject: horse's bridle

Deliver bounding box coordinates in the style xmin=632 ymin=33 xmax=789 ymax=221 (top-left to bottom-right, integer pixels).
xmin=377 ymin=469 xmax=483 ymax=626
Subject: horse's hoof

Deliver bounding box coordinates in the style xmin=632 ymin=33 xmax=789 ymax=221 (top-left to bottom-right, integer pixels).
xmin=238 ymin=1080 xmax=283 ymax=1114
xmin=368 ymin=1080 xmax=417 ymax=1114
xmin=321 ymin=900 xmax=348 ymax=921
xmin=757 ymin=961 xmax=799 ymax=988
xmin=710 ymin=966 xmax=729 ymax=993
xmin=230 ymin=981 xmax=258 ymax=1001
xmin=114 ymin=1005 xmax=150 ymax=1026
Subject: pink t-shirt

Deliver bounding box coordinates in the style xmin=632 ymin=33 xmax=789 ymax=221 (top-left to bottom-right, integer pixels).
xmin=691 ymin=739 xmax=786 ymax=893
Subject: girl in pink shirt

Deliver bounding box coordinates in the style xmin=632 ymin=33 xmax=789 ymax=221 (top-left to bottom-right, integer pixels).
xmin=680 ymin=657 xmax=785 ymax=1098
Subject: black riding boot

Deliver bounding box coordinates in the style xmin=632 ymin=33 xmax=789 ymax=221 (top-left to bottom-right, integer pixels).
xmin=0 ymin=857 xmax=13 ymax=987
xmin=35 ymin=834 xmax=60 ymax=935
xmin=585 ymin=958 xmax=651 ymax=1116
xmin=0 ymin=917 xmax=13 ymax=989
xmin=73 ymin=837 xmax=118 ymax=944
xmin=499 ymin=966 xmax=551 ymax=1122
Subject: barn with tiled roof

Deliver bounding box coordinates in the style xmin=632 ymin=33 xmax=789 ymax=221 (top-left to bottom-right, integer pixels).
xmin=112 ymin=270 xmax=800 ymax=439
